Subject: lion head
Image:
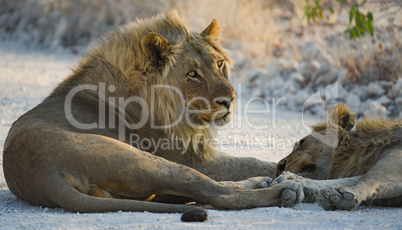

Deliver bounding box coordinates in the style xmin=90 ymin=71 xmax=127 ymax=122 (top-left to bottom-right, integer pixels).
xmin=76 ymin=10 xmax=235 ymax=162
xmin=141 ymin=18 xmax=236 ymax=128
xmin=275 ymin=104 xmax=356 ymax=179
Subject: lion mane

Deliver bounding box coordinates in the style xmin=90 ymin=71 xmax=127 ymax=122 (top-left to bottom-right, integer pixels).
xmin=51 ymin=10 xmax=232 ymax=162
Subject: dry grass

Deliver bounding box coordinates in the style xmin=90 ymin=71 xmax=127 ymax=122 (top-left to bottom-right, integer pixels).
xmin=0 ymin=0 xmax=400 ymax=92
xmin=0 ymin=0 xmax=301 ymax=60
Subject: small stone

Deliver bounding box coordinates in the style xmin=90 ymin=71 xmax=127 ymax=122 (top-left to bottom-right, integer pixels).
xmin=289 ymin=72 xmax=304 ymax=83
xmin=313 ymin=63 xmax=337 ymax=85
xmin=294 ymin=90 xmax=311 ymax=106
xmin=377 ymin=95 xmax=392 ymax=106
xmin=392 ymin=78 xmax=402 ymax=96
xmin=345 ymin=93 xmax=361 ymax=112
xmin=363 ymin=101 xmax=387 ymax=118
xmin=181 ymin=208 xmax=209 ymax=222
xmin=297 ymin=60 xmax=320 ymax=78
xmin=283 ymin=79 xmax=299 ymax=94
xmin=265 ymin=59 xmax=294 ymax=73
xmin=365 ymin=82 xmax=385 ymax=97
xmin=231 ymin=51 xmax=247 ymax=67
xmin=298 ymin=41 xmax=318 ymax=61
xmin=396 ymin=97 xmax=402 ymax=110
xmin=242 ymin=67 xmax=267 ymax=82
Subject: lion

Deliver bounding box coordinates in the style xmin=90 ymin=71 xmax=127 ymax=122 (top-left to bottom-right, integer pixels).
xmin=273 ymin=104 xmax=402 ymax=210
xmin=2 ymin=11 xmax=304 ymax=222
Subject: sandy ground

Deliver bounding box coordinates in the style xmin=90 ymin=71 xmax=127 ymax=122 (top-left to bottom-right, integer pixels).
xmin=0 ymin=41 xmax=401 ymax=229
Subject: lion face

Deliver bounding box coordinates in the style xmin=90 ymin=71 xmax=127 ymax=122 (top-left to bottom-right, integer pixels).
xmin=275 ymin=104 xmax=357 ymax=180
xmin=140 ymin=19 xmax=235 ymax=128
xmin=275 ymin=134 xmax=334 ymax=180
xmin=168 ymin=40 xmax=236 ymax=127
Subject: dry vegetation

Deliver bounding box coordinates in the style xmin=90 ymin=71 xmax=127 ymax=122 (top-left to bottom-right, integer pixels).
xmin=1 ymin=0 xmax=399 ymax=69
xmin=1 ymin=0 xmax=401 ymax=116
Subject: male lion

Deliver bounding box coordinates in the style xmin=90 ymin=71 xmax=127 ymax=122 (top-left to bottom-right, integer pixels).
xmin=274 ymin=104 xmax=402 ymax=210
xmin=3 ymin=11 xmax=303 ymax=221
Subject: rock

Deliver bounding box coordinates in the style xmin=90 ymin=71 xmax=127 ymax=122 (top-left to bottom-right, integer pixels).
xmin=259 ymin=70 xmax=285 ymax=91
xmin=297 ymin=60 xmax=320 ymax=78
xmin=294 ymin=90 xmax=310 ymax=106
xmin=289 ymin=72 xmax=304 ymax=83
xmin=392 ymin=78 xmax=402 ymax=96
xmin=240 ymin=67 xmax=267 ymax=82
xmin=269 ymin=75 xmax=285 ymax=90
xmin=314 ymin=62 xmax=331 ymax=76
xmin=313 ymin=63 xmax=338 ymax=85
xmin=298 ymin=41 xmax=318 ymax=61
xmin=363 ymin=101 xmax=387 ymax=118
xmin=265 ymin=58 xmax=295 ymax=74
xmin=283 ymin=79 xmax=299 ymax=94
xmin=181 ymin=208 xmax=209 ymax=222
xmin=395 ymin=97 xmax=402 ymax=110
xmin=336 ymin=68 xmax=347 ymax=83
xmin=377 ymin=95 xmax=392 ymax=106
xmin=365 ymin=82 xmax=385 ymax=97
xmin=260 ymin=70 xmax=280 ymax=81
xmin=231 ymin=51 xmax=247 ymax=68
xmin=338 ymin=85 xmax=348 ymax=101
xmin=345 ymin=93 xmax=361 ymax=113
xmin=351 ymin=85 xmax=366 ymax=99
xmin=324 ymin=81 xmax=340 ymax=101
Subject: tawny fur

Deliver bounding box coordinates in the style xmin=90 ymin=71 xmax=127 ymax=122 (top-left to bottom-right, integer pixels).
xmin=276 ymin=104 xmax=402 ymax=210
xmin=3 ymin=11 xmax=301 ymax=215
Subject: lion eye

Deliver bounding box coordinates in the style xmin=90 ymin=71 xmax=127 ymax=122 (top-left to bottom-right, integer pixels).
xmin=217 ymin=60 xmax=224 ymax=68
xmin=293 ymin=139 xmax=305 ymax=151
xmin=299 ymin=139 xmax=305 ymax=146
xmin=187 ymin=70 xmax=200 ymax=80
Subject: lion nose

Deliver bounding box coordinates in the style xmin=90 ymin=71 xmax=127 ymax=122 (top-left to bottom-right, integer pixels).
xmin=276 ymin=160 xmax=287 ymax=177
xmin=215 ymin=98 xmax=233 ymax=109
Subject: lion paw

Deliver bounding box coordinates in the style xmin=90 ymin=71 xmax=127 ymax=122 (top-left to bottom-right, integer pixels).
xmin=254 ymin=175 xmax=304 ymax=206
xmin=280 ymin=181 xmax=304 ymax=207
xmin=269 ymin=172 xmax=316 ymax=203
xmin=255 ymin=178 xmax=273 ymax=189
xmin=317 ymin=186 xmax=359 ymax=211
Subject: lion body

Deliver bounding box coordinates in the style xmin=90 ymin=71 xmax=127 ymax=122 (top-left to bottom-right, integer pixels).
xmin=328 ymin=119 xmax=402 ymax=179
xmin=3 ymin=11 xmax=303 ymax=216
xmin=276 ymin=104 xmax=402 ymax=210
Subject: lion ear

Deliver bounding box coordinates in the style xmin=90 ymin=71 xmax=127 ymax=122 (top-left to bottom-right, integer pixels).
xmin=201 ymin=19 xmax=221 ymax=42
xmin=329 ymin=104 xmax=356 ymax=131
xmin=141 ymin=32 xmax=170 ymax=66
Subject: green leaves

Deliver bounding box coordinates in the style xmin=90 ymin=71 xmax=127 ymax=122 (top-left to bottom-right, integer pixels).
xmin=304 ymin=0 xmax=324 ymax=24
xmin=347 ymin=3 xmax=374 ymax=38
xmin=304 ymin=0 xmax=374 ymax=39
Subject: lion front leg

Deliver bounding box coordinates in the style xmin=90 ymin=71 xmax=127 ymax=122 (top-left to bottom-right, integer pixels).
xmin=211 ymin=179 xmax=305 ymax=209
xmin=317 ymin=148 xmax=402 ymax=210
xmin=53 ymin=132 xmax=305 ymax=210
xmin=272 ymin=172 xmax=361 ymax=204
xmin=188 ymin=151 xmax=277 ymax=181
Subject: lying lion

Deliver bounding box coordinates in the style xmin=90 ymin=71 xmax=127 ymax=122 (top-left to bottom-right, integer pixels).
xmin=3 ymin=11 xmax=304 ymax=221
xmin=274 ymin=104 xmax=402 ymax=210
